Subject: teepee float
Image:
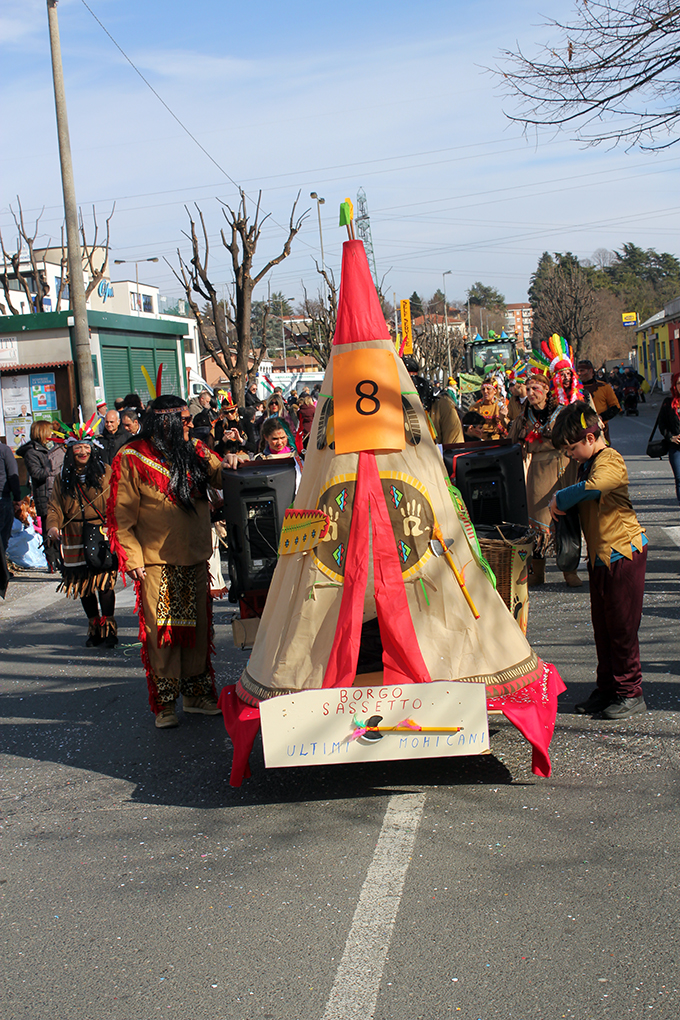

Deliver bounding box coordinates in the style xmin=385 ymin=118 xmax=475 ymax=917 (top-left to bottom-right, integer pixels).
xmin=219 ymin=234 xmax=565 ymax=785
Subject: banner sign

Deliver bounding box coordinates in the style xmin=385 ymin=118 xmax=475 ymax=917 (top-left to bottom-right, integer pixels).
xmin=260 ymin=681 xmax=489 ymax=768
xmin=458 ymin=371 xmax=483 ymax=393
xmin=400 ymin=299 xmax=413 ymax=355
xmin=622 ymin=312 xmax=637 ymax=327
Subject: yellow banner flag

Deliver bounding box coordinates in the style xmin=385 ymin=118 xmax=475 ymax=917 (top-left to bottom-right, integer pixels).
xmin=400 ymin=299 xmax=413 ymax=355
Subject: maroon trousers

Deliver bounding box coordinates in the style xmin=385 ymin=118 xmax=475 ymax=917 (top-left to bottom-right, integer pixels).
xmin=588 ymin=546 xmax=647 ymax=699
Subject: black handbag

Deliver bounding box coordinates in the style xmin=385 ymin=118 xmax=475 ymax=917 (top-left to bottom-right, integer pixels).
xmin=554 ymin=505 xmax=582 ymax=572
xmin=77 ymin=486 xmax=118 ymax=573
xmin=82 ymin=520 xmax=116 ymax=572
xmin=646 ymin=413 xmax=668 ymax=459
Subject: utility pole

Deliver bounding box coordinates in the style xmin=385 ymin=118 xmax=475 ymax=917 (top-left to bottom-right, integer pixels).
xmin=46 ymin=0 xmax=96 ymax=419
xmin=355 ymin=188 xmax=379 ymax=289
xmin=280 ymin=297 xmax=287 ymax=372
xmin=309 ymin=193 xmax=326 ymax=276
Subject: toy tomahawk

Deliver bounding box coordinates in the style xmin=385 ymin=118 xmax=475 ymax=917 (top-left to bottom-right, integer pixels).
xmin=349 ymin=714 xmax=464 ymax=743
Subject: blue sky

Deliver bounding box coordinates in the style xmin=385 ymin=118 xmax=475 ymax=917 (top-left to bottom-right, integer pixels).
xmin=2 ymin=0 xmax=680 ymax=309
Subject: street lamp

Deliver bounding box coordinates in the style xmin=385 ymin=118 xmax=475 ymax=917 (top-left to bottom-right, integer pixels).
xmin=310 ymin=192 xmax=326 ymax=277
xmin=442 ymin=270 xmax=452 ymax=378
xmin=113 ymin=257 xmax=159 ymax=315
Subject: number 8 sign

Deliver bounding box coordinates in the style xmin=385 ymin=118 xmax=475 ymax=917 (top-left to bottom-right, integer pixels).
xmin=332 ymin=348 xmax=405 ymax=454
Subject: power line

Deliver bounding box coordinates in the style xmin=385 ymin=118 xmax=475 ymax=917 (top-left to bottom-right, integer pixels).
xmin=79 ymin=0 xmax=242 ymax=193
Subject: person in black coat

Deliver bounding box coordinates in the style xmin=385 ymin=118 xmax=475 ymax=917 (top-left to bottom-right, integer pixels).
xmin=214 ymin=399 xmax=257 ymax=455
xmin=100 ymin=409 xmax=128 ymax=465
xmin=658 ymin=371 xmax=680 ymax=508
xmin=16 ymin=419 xmax=53 ymax=536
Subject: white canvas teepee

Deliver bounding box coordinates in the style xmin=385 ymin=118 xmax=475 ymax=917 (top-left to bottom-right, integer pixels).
xmin=238 ymin=239 xmax=544 ymax=699
xmin=220 ymin=239 xmax=564 ymax=784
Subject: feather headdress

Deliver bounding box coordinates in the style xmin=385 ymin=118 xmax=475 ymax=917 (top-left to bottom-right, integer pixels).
xmin=540 ymin=334 xmax=584 ymax=404
xmin=507 ymin=359 xmax=528 ymax=384
xmin=51 ymin=412 xmax=103 ymax=447
xmin=527 ymin=349 xmax=551 ymax=382
xmin=141 ymin=363 xmax=163 ymax=401
xmin=541 ymin=333 xmax=574 ymax=374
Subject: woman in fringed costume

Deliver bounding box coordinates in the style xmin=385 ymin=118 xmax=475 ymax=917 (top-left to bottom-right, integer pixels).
xmin=510 ymin=354 xmax=581 ymax=588
xmin=107 ymin=394 xmax=230 ymax=729
xmin=46 ymin=425 xmax=118 ymax=647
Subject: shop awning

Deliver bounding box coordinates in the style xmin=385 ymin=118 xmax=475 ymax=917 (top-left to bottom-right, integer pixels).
xmin=5 ymin=360 xmax=72 ymax=373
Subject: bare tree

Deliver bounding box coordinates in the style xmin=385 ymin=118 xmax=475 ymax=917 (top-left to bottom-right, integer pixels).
xmin=583 ymin=247 xmax=616 ymax=271
xmin=54 ymin=225 xmax=69 ymax=312
xmin=531 ymin=261 xmax=596 ymax=358
xmin=581 ymin=289 xmax=633 ymax=365
xmin=0 ymin=238 xmax=20 ymax=316
xmin=294 ymin=265 xmax=338 ymax=368
xmin=80 ymin=203 xmax=115 ymax=299
xmin=0 ymin=198 xmax=49 ymax=314
xmin=170 ymin=190 xmax=308 ymax=404
xmin=411 ymin=315 xmax=466 ymax=381
xmin=496 ymin=1 xmax=680 ymax=150
xmin=0 ymin=198 xmax=115 ymax=314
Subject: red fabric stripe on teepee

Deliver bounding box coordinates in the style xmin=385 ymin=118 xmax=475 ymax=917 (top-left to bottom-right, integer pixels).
xmin=364 ymin=454 xmax=431 ymax=686
xmin=322 ymin=454 xmax=371 ymax=687
xmin=322 ymin=451 xmax=431 ymax=688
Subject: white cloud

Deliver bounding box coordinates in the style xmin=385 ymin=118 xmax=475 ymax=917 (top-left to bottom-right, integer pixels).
xmin=0 ymin=0 xmax=47 ymax=46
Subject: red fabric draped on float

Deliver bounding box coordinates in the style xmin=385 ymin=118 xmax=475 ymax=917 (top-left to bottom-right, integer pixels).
xmin=218 ymin=687 xmax=262 ymax=786
xmin=487 ymin=663 xmax=566 ymax=778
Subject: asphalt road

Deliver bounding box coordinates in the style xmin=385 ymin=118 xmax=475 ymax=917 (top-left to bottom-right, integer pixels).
xmin=2 ymin=396 xmax=679 ymax=1020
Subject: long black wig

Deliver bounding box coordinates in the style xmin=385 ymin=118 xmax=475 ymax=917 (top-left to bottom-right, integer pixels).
xmin=139 ymin=394 xmax=211 ymax=512
xmin=60 ymin=443 xmax=107 ymax=497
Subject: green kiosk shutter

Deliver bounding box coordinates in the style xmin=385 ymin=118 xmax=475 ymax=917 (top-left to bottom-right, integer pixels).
xmin=102 ymin=347 xmax=131 ymax=404
xmin=101 ymin=335 xmax=181 ymax=406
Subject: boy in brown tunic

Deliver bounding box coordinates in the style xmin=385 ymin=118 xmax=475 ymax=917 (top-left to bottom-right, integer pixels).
xmin=108 ymin=395 xmax=229 ymax=729
xmin=550 ymin=402 xmax=647 ymax=720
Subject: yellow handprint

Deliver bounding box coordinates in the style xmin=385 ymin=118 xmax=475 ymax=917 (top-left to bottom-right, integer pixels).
xmin=400 ymin=500 xmax=425 ymax=537
xmin=322 ymin=504 xmax=339 ymax=541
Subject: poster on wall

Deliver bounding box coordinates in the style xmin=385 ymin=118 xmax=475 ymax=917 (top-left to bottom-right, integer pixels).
xmin=1 ymin=374 xmax=32 ymax=417
xmin=32 ymin=409 xmax=61 ymax=425
xmin=30 ymin=372 xmax=57 ymax=413
xmin=1 ymin=375 xmax=32 ymax=447
xmin=5 ymin=416 xmax=30 ymax=450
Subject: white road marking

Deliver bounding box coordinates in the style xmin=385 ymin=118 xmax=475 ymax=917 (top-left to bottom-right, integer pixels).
xmin=664 ymin=527 xmax=680 ymax=547
xmin=321 ymin=792 xmax=425 ymax=1020
xmin=0 ymin=717 xmax=93 ymax=726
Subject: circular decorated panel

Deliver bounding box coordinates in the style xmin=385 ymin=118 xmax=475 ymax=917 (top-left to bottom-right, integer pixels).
xmin=378 ymin=472 xmax=435 ymax=579
xmin=312 ymin=474 xmax=357 ymax=582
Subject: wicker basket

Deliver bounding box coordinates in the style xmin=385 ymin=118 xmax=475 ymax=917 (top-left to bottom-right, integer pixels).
xmin=477 ymin=525 xmax=534 ymax=634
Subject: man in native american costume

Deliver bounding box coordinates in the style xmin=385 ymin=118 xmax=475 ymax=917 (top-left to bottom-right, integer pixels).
xmin=107 ymin=395 xmax=230 ymax=729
